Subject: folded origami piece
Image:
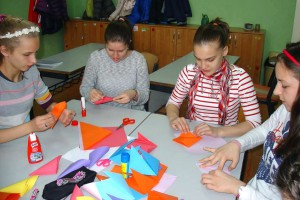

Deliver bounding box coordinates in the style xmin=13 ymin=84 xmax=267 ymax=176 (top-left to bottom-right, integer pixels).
xmin=93 ymin=96 xmax=113 ymax=105
xmin=148 ymin=190 xmax=178 ymax=200
xmin=111 ymin=164 xmax=167 ymax=195
xmin=58 ymin=146 xmax=109 ymax=179
xmin=96 ymin=171 xmax=136 ymax=200
xmin=127 ymin=132 xmax=157 ymax=153
xmin=172 ymin=132 xmax=202 ymax=147
xmin=110 ymin=146 xmax=160 ymax=176
xmin=29 ymin=155 xmax=62 ymax=176
xmin=79 ymin=122 xmax=112 ymax=150
xmin=51 ymin=101 xmax=67 ymax=128
xmin=0 ymin=175 xmax=38 ymax=197
xmin=90 ymin=126 xmax=128 ymax=149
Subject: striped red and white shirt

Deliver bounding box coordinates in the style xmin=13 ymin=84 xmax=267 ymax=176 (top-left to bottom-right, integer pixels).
xmin=167 ymin=63 xmax=261 ymax=127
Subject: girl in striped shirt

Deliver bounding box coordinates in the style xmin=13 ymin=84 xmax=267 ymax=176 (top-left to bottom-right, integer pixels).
xmin=166 ymin=18 xmax=261 ymax=137
xmin=0 ymin=16 xmax=75 ymax=143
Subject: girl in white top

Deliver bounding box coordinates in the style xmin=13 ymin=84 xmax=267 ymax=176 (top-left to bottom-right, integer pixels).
xmin=200 ymin=41 xmax=300 ymax=200
xmin=166 ymin=18 xmax=261 ymax=137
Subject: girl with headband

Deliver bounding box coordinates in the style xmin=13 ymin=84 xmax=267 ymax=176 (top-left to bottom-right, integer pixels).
xmin=200 ymin=41 xmax=300 ymax=200
xmin=0 ymin=15 xmax=75 ymax=143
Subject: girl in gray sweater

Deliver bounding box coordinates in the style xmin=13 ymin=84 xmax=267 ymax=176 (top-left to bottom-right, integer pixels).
xmin=80 ymin=17 xmax=150 ymax=111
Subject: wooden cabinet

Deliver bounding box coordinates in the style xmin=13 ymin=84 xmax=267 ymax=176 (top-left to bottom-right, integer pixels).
xmin=133 ymin=24 xmax=197 ymax=68
xmin=64 ymin=20 xmax=108 ymax=50
xmin=228 ymin=28 xmax=265 ymax=83
xmin=64 ymin=21 xmax=265 ymax=82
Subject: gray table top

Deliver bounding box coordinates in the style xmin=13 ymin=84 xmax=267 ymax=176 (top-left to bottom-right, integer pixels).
xmin=37 ymin=43 xmax=104 ymax=75
xmin=150 ymin=52 xmax=239 ymax=87
xmin=129 ymin=113 xmax=244 ymax=200
xmin=0 ymin=100 xmax=151 ymax=199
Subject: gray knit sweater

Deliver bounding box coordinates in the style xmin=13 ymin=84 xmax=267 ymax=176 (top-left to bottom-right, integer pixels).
xmin=80 ymin=49 xmax=150 ymax=110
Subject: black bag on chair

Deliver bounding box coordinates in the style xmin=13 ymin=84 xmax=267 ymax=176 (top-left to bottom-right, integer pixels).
xmin=42 ymin=166 xmax=96 ymax=200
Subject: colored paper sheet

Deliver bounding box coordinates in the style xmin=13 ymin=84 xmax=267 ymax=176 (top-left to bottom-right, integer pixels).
xmin=0 ymin=175 xmax=38 ymax=197
xmin=109 ymin=139 xmax=136 ymax=161
xmin=110 ymin=146 xmax=160 ymax=176
xmin=62 ymin=146 xmax=119 ymax=173
xmin=0 ymin=192 xmax=20 ymax=200
xmin=76 ymin=197 xmax=96 ymax=200
xmin=96 ymin=172 xmax=136 ymax=200
xmin=173 ymin=132 xmax=202 ymax=147
xmin=185 ymin=135 xmax=227 ymax=154
xmin=58 ymin=146 xmax=110 ymax=178
xmin=96 ymin=174 xmax=108 ymax=181
xmin=127 ymin=132 xmax=157 ymax=153
xmin=152 ymin=173 xmax=177 ymax=193
xmin=93 ymin=96 xmax=113 ymax=105
xmin=29 ymin=155 xmax=62 ymax=176
xmin=71 ymin=185 xmax=84 ymax=200
xmin=51 ymin=101 xmax=67 ymax=128
xmin=81 ymin=182 xmax=103 ymax=200
xmin=148 ymin=190 xmax=178 ymax=200
xmin=79 ymin=122 xmax=112 ymax=150
xmin=196 ymin=162 xmax=231 ymax=175
xmin=111 ymin=164 xmax=168 ymax=195
xmin=90 ymin=127 xmax=128 ymax=149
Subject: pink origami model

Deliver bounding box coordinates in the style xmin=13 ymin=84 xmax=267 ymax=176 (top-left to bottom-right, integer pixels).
xmin=29 ymin=155 xmax=62 ymax=176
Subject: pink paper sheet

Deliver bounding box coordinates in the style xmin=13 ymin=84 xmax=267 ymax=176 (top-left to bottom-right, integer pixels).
xmin=93 ymin=96 xmax=113 ymax=105
xmin=174 ymin=132 xmax=227 ymax=154
xmin=196 ymin=162 xmax=231 ymax=175
xmin=90 ymin=126 xmax=128 ymax=148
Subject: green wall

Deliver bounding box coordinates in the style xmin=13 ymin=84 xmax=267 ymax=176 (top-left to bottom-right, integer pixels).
xmin=0 ymin=0 xmax=296 ymax=82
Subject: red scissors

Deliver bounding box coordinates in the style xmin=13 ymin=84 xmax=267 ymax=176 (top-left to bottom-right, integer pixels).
xmin=96 ymin=159 xmax=111 ymax=167
xmin=116 ymin=118 xmax=135 ymax=130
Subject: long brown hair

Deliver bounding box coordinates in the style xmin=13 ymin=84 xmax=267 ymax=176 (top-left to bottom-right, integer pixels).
xmin=276 ymin=41 xmax=300 ymax=157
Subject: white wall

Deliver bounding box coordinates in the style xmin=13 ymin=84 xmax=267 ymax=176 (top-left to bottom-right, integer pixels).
xmin=292 ymin=0 xmax=300 ymax=42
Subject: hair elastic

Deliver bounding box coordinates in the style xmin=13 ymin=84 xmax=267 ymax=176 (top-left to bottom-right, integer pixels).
xmin=283 ymin=49 xmax=300 ymax=67
xmin=0 ymin=14 xmax=6 ymax=22
xmin=0 ymin=26 xmax=40 ymax=39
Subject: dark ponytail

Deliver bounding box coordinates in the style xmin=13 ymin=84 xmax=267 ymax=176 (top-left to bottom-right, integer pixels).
xmin=193 ymin=17 xmax=229 ymax=48
xmin=104 ymin=17 xmax=133 ymax=50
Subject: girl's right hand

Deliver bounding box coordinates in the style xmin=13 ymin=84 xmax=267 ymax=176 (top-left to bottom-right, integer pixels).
xmin=31 ymin=113 xmax=56 ymax=132
xmin=89 ymin=89 xmax=104 ymax=103
xmin=199 ymin=141 xmax=241 ymax=171
xmin=170 ymin=116 xmax=190 ymax=133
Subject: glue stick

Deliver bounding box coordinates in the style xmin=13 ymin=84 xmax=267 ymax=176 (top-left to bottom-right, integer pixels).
xmin=81 ymin=97 xmax=86 ymax=117
xmin=121 ymin=152 xmax=130 ymax=179
xmin=27 ymin=132 xmax=43 ymax=164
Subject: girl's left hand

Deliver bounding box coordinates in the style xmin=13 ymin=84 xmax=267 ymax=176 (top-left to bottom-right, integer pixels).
xmin=193 ymin=123 xmax=220 ymax=137
xmin=201 ymin=169 xmax=245 ymax=195
xmin=113 ymin=90 xmax=136 ymax=104
xmin=58 ymin=109 xmax=76 ymax=127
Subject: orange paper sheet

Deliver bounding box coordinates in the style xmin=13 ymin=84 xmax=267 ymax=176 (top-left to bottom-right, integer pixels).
xmin=79 ymin=122 xmax=112 ymax=150
xmin=51 ymin=101 xmax=67 ymax=128
xmin=0 ymin=192 xmax=20 ymax=200
xmin=148 ymin=190 xmax=178 ymax=200
xmin=111 ymin=164 xmax=167 ymax=194
xmin=172 ymin=132 xmax=202 ymax=147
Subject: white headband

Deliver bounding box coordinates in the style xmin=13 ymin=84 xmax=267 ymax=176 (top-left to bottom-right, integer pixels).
xmin=0 ymin=26 xmax=40 ymax=39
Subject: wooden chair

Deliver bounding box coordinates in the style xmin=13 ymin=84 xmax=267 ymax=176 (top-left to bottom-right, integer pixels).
xmin=254 ymin=57 xmax=280 ymax=116
xmin=141 ymin=52 xmax=159 ymax=111
xmin=141 ymin=52 xmax=159 ymax=74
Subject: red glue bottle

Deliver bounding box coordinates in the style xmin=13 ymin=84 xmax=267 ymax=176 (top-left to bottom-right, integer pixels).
xmin=27 ymin=132 xmax=43 ymax=164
